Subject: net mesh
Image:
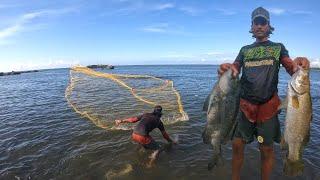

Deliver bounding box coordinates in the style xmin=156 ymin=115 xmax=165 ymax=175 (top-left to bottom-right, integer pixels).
xmin=65 ymin=66 xmax=188 ymax=130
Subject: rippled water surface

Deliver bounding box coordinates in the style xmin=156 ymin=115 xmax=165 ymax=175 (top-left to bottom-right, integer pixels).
xmin=1 ymin=65 xmax=319 ymax=180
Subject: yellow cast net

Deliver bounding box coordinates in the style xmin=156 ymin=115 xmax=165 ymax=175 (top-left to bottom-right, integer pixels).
xmin=65 ymin=66 xmax=188 ymax=130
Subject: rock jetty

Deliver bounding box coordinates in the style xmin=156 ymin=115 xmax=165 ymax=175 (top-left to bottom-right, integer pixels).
xmin=86 ymin=64 xmax=114 ymax=69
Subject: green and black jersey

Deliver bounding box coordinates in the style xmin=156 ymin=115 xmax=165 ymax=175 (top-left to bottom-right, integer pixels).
xmin=235 ymin=40 xmax=289 ymax=104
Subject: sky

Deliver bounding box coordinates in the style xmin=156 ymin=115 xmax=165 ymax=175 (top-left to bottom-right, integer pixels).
xmin=0 ymin=0 xmax=320 ymax=72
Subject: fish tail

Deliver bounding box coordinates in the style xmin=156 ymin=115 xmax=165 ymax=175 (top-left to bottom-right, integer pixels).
xmin=283 ymin=158 xmax=304 ymax=176
xmin=208 ymin=153 xmax=224 ymax=170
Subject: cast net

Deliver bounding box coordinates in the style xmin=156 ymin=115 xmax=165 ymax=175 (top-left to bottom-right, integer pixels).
xmin=65 ymin=66 xmax=188 ymax=130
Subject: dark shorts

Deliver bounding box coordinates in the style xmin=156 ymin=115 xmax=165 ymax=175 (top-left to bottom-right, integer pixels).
xmin=142 ymin=139 xmax=161 ymax=150
xmin=233 ymin=111 xmax=281 ymax=146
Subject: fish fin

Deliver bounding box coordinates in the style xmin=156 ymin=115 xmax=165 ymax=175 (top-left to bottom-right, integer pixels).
xmin=280 ymin=136 xmax=288 ymax=150
xmin=283 ymin=158 xmax=304 ymax=176
xmin=208 ymin=154 xmax=224 ymax=170
xmin=202 ymin=129 xmax=210 ymax=144
xmin=203 ymin=94 xmax=211 ymax=111
xmin=291 ymin=96 xmax=299 ymax=109
xmin=302 ymin=131 xmax=310 ymax=146
xmin=279 ymin=96 xmax=288 ymax=110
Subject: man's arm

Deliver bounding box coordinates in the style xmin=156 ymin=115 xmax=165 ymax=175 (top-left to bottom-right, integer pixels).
xmin=158 ymin=122 xmax=176 ymax=144
xmin=115 ymin=116 xmax=140 ymax=126
xmin=279 ymin=44 xmax=309 ymax=75
xmin=161 ymin=130 xmax=173 ymax=142
xmin=281 ymin=56 xmax=310 ymax=76
xmin=280 ymin=56 xmax=296 ymax=76
xmin=218 ymin=48 xmax=243 ymax=77
xmin=218 ymin=63 xmax=239 ymax=77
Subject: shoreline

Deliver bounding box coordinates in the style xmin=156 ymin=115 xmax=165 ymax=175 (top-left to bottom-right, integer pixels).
xmin=0 ymin=70 xmax=39 ymax=76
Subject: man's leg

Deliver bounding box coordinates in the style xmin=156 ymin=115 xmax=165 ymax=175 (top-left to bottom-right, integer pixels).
xmin=232 ymin=111 xmax=254 ymax=180
xmin=144 ymin=140 xmax=162 ymax=168
xmin=232 ymin=138 xmax=245 ymax=180
xmin=147 ymin=149 xmax=160 ymax=167
xmin=256 ymin=115 xmax=280 ymax=180
xmin=260 ymin=145 xmax=274 ymax=180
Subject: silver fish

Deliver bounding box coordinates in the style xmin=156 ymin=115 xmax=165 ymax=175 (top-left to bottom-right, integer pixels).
xmin=282 ymin=67 xmax=312 ymax=176
xmin=202 ymin=69 xmax=240 ymax=170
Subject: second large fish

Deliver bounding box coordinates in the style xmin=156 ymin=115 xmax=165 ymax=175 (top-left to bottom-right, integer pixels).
xmin=282 ymin=67 xmax=312 ymax=176
xmin=202 ymin=69 xmax=240 ymax=170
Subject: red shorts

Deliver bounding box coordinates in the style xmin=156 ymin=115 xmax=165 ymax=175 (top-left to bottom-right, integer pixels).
xmin=132 ymin=133 xmax=152 ymax=144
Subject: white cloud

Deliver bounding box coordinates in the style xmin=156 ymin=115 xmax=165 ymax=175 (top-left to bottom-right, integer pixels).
xmin=204 ymin=51 xmax=237 ymax=63
xmin=310 ymin=58 xmax=320 ymax=68
xmin=0 ymin=24 xmax=22 ymax=39
xmin=268 ymin=8 xmax=312 ymax=16
xmin=141 ymin=23 xmax=168 ymax=33
xmin=102 ymin=2 xmax=175 ymax=16
xmin=0 ymin=3 xmax=20 ymax=9
xmin=142 ymin=27 xmax=166 ymax=33
xmin=0 ymin=59 xmax=80 ymax=72
xmin=179 ymin=6 xmax=202 ymax=16
xmin=292 ymin=10 xmax=313 ymax=15
xmin=215 ymin=8 xmax=236 ymax=15
xmin=206 ymin=52 xmax=224 ymax=56
xmin=141 ymin=23 xmax=188 ymax=35
xmin=268 ymin=8 xmax=286 ymax=15
xmin=153 ymin=3 xmax=175 ymax=10
xmin=0 ymin=8 xmax=76 ymax=41
xmin=158 ymin=51 xmax=237 ymax=64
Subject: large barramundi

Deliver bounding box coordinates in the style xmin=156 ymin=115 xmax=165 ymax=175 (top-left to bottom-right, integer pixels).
xmin=282 ymin=67 xmax=312 ymax=176
xmin=202 ymin=69 xmax=240 ymax=170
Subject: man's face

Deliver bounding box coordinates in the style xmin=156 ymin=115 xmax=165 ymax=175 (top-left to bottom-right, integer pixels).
xmin=252 ymin=16 xmax=269 ymax=39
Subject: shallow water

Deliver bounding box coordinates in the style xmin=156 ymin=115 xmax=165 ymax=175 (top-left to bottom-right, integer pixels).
xmin=1 ymin=65 xmax=319 ymax=179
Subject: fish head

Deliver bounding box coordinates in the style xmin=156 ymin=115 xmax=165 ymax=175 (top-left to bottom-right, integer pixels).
xmin=219 ymin=69 xmax=239 ymax=94
xmin=290 ymin=67 xmax=310 ymax=95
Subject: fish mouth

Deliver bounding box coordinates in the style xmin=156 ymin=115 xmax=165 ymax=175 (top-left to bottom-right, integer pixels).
xmin=290 ymin=69 xmax=309 ymax=95
xmin=290 ymin=81 xmax=307 ymax=95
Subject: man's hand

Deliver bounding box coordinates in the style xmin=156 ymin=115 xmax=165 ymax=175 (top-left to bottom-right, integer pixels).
xmin=115 ymin=119 xmax=122 ymax=126
xmin=294 ymin=57 xmax=310 ymax=70
xmin=218 ymin=63 xmax=239 ymax=78
xmin=171 ymin=140 xmax=178 ymax=145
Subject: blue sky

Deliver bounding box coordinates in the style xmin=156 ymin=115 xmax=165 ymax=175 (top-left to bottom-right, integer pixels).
xmin=0 ymin=0 xmax=320 ymax=72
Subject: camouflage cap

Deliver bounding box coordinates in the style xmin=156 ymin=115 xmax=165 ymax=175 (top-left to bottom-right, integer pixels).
xmin=252 ymin=7 xmax=270 ymax=22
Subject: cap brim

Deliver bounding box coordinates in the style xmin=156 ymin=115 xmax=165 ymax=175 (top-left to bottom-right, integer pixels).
xmin=252 ymin=15 xmax=269 ymax=22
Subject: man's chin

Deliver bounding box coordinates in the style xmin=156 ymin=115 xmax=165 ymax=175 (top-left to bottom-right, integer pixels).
xmin=255 ymin=34 xmax=267 ymax=39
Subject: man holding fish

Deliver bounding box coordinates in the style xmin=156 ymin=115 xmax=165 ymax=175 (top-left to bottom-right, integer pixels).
xmin=217 ymin=7 xmax=310 ymax=180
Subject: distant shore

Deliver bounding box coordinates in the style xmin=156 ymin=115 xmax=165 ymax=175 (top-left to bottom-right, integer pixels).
xmin=86 ymin=64 xmax=114 ymax=69
xmin=1 ymin=64 xmax=319 ymax=76
xmin=0 ymin=70 xmax=39 ymax=76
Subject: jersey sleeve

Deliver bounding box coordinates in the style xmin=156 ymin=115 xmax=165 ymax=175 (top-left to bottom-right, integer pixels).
xmin=279 ymin=43 xmax=295 ymax=75
xmin=280 ymin=43 xmax=289 ymax=58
